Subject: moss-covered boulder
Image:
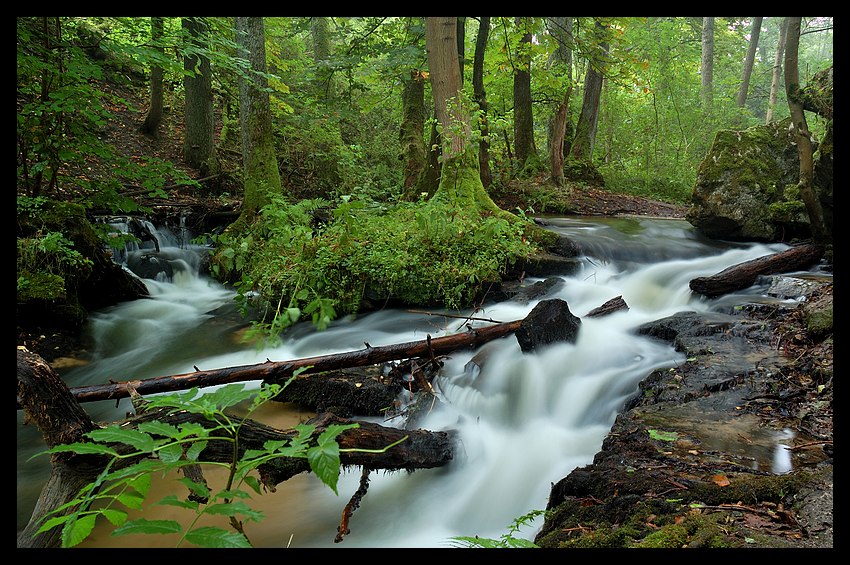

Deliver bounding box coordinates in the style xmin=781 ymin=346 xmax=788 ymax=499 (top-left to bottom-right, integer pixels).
xmin=17 ymin=198 xmax=148 ymax=332
xmin=686 ymin=118 xmax=812 ymax=242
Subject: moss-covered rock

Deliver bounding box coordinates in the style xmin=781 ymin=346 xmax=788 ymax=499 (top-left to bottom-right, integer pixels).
xmin=686 ymin=118 xmax=812 ymax=241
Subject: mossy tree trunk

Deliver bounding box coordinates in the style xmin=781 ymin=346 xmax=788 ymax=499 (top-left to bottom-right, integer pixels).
xmin=424 ymin=17 xmax=506 ymax=218
xmin=513 ymin=17 xmax=538 ymax=171
xmin=182 ymin=17 xmax=219 ymax=177
xmin=784 ymin=17 xmax=828 ymax=244
xmin=233 ymin=16 xmax=283 ymax=230
xmin=399 ymin=69 xmax=428 ymax=200
xmin=472 ymin=16 xmax=493 ymax=189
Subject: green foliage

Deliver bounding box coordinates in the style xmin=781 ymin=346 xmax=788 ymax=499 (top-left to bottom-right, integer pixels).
xmin=31 ymin=381 xmax=365 ymax=548
xmin=211 ymin=194 xmax=539 ymax=342
xmin=17 ymin=197 xmax=94 ymax=302
xmin=450 ymin=509 xmax=544 ymax=548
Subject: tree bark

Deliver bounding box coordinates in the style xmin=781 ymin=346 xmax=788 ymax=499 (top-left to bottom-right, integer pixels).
xmin=233 ymin=16 xmax=283 ymax=229
xmin=472 ymin=16 xmax=492 ymax=189
xmin=570 ymin=19 xmax=607 ymax=163
xmin=182 ymin=17 xmax=219 ymax=177
xmin=46 ymin=318 xmax=525 ymax=406
xmin=766 ymin=17 xmax=788 ymax=123
xmin=689 ymin=243 xmax=825 ymax=297
xmin=701 ymin=17 xmax=715 ymax=110
xmin=513 ymin=17 xmax=537 ymax=170
xmin=784 ymin=17 xmax=828 ymax=244
xmin=736 ymin=17 xmax=763 ymax=108
xmin=140 ymin=16 xmax=164 ymax=136
xmin=548 ymin=16 xmax=573 ymax=187
xmin=400 ymin=69 xmax=427 ymax=200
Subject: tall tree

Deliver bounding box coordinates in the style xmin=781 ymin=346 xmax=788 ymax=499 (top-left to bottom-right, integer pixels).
xmin=233 ymin=16 xmax=283 ymax=228
xmin=513 ymin=17 xmax=537 ymax=170
xmin=766 ymin=17 xmax=788 ymax=123
xmin=140 ymin=16 xmax=164 ymax=137
xmin=701 ymin=17 xmax=715 ymax=109
xmin=472 ymin=16 xmax=492 ymax=189
xmin=399 ymin=68 xmax=428 ymax=199
xmin=570 ymin=18 xmax=607 ymax=163
xmin=182 ymin=17 xmax=219 ymax=176
xmin=736 ymin=17 xmax=763 ymax=108
xmin=310 ymin=16 xmax=334 ymax=99
xmin=547 ymin=16 xmax=573 ymax=188
xmin=424 ymin=17 xmax=504 ymax=215
xmin=784 ymin=17 xmax=827 ymax=243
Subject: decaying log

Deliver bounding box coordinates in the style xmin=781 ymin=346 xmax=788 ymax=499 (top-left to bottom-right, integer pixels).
xmin=689 ymin=243 xmax=825 ymax=297
xmin=17 ymin=347 xmax=102 ymax=548
xmin=16 ymin=347 xmax=456 ymax=548
xmin=31 ymin=318 xmax=524 ymax=408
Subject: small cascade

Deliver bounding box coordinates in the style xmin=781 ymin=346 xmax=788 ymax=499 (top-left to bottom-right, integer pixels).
xmin=97 ymin=214 xmax=210 ymax=283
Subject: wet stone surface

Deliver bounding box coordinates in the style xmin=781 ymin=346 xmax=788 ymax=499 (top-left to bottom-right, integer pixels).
xmin=534 ymin=281 xmax=833 ymax=549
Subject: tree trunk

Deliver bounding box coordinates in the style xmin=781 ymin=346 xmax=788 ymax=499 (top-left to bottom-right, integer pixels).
xmin=689 ymin=243 xmax=825 ymax=297
xmin=784 ymin=17 xmax=828 ymax=244
xmin=399 ymin=69 xmax=427 ymax=200
xmin=17 ymin=347 xmax=101 ymax=548
xmin=736 ymin=17 xmax=763 ymax=108
xmin=513 ymin=17 xmax=537 ymax=170
xmin=570 ymin=19 xmax=607 ymax=163
xmin=547 ymin=16 xmax=573 ymax=188
xmin=766 ymin=17 xmax=788 ymax=123
xmin=472 ymin=16 xmax=493 ymax=189
xmin=182 ymin=17 xmax=219 ymax=177
xmin=425 ymin=17 xmax=506 ymax=216
xmin=234 ymin=16 xmax=283 ymax=228
xmin=701 ymin=17 xmax=715 ymax=110
xmin=140 ymin=16 xmax=164 ymax=136
xmin=310 ymin=16 xmax=334 ymax=99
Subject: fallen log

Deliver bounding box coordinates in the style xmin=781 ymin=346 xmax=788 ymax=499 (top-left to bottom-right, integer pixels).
xmin=32 ymin=318 xmax=524 ymax=408
xmin=689 ymin=243 xmax=825 ymax=298
xmin=16 ymin=346 xmax=456 ymax=548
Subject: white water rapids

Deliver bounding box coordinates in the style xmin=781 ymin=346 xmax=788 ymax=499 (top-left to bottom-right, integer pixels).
xmin=18 ymin=216 xmax=813 ymax=548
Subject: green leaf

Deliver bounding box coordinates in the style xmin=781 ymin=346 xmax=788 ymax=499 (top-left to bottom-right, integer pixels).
xmin=62 ymin=514 xmax=97 ymax=548
xmin=157 ymin=442 xmax=184 ymax=464
xmin=100 ymin=509 xmax=129 ymax=527
xmin=185 ymin=440 xmax=207 ymax=461
xmin=243 ymin=475 xmax=262 ymax=495
xmin=202 ymin=383 xmax=257 ymax=411
xmin=648 ymin=429 xmax=679 ymax=442
xmin=112 ymin=518 xmax=183 ymax=536
xmin=184 ymin=526 xmax=252 ymax=548
xmin=36 ymin=514 xmax=73 ymax=535
xmin=204 ymin=501 xmax=264 ymax=522
xmin=127 ymin=473 xmax=152 ymax=497
xmin=178 ymin=476 xmax=211 ymax=500
xmin=117 ymin=491 xmax=145 ymax=510
xmin=156 ymin=494 xmax=199 ymax=510
xmin=43 ymin=442 xmax=119 ymax=457
xmin=306 ymin=442 xmax=341 ymax=495
xmin=87 ymin=427 xmax=157 ymax=452
xmin=138 ymin=420 xmax=181 ymax=439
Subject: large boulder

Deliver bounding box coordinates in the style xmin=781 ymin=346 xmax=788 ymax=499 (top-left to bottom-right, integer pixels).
xmin=686 ymin=118 xmax=811 ymax=242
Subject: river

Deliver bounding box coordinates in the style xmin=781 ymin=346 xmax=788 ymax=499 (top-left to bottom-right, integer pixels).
xmin=16 ymin=215 xmax=818 ymax=548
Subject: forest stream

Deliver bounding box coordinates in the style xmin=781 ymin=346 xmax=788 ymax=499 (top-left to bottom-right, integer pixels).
xmin=16 ymin=214 xmax=832 ymax=549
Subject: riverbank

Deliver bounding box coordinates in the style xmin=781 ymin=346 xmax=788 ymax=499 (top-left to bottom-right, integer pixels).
xmin=534 ymin=279 xmax=833 ymax=549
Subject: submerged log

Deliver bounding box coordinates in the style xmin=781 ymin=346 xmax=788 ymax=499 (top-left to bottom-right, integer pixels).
xmin=689 ymin=243 xmax=825 ymax=297
xmin=584 ymin=295 xmax=629 ymax=317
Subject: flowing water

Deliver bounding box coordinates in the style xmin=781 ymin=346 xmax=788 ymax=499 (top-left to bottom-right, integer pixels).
xmin=16 ymin=215 xmax=822 ymax=548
